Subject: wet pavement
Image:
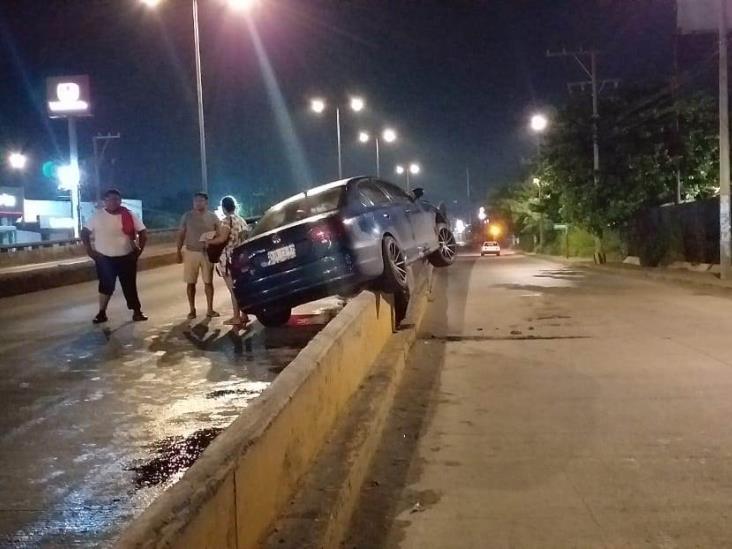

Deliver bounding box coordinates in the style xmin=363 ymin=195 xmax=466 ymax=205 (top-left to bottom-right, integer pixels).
xmin=0 ymin=264 xmax=342 ymax=547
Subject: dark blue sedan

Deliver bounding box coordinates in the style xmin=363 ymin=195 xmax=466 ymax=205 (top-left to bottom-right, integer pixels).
xmin=230 ymin=177 xmax=456 ymax=326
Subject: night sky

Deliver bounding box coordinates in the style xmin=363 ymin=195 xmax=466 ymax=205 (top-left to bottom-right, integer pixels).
xmin=0 ymin=0 xmax=685 ymax=218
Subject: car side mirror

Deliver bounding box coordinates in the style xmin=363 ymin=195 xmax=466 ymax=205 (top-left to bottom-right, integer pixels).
xmin=412 ymin=187 xmax=424 ymax=200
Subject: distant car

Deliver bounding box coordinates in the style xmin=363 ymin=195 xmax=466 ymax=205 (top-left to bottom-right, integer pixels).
xmin=230 ymin=177 xmax=456 ymax=327
xmin=481 ymin=241 xmax=501 ymax=256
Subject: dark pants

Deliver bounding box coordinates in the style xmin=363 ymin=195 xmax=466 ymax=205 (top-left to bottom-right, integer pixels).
xmin=95 ymin=253 xmax=141 ymax=311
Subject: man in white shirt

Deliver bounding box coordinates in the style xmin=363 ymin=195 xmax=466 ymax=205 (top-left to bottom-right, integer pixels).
xmin=81 ymin=189 xmax=148 ymax=324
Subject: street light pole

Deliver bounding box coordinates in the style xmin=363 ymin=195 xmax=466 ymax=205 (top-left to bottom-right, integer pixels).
xmin=336 ymin=107 xmax=343 ymax=179
xmin=192 ymin=0 xmax=208 ymax=193
xmin=375 ymin=137 xmax=380 ymax=177
xmin=67 ymin=118 xmax=81 ymax=238
xmin=719 ymin=0 xmax=731 ymax=279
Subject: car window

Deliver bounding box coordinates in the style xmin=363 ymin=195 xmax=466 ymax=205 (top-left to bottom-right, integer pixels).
xmin=252 ymin=186 xmax=345 ymax=236
xmin=359 ymin=181 xmax=391 ymax=207
xmin=376 ymin=180 xmax=412 ymax=202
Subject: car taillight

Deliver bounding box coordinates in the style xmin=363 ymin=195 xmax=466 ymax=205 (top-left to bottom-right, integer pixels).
xmin=308 ymin=220 xmax=345 ymax=245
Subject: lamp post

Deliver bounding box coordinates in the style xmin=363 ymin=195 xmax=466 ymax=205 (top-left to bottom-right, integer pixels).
xmin=140 ymin=0 xmax=259 ymax=193
xmin=396 ymin=162 xmax=420 ymax=192
xmin=310 ymin=96 xmax=365 ymax=179
xmin=530 ymin=113 xmax=549 ymax=248
xmin=358 ymin=127 xmax=397 ymax=177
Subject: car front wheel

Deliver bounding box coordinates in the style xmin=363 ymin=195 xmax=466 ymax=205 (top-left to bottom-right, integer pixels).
xmin=428 ymin=225 xmax=457 ymax=267
xmin=255 ymin=307 xmax=292 ymax=327
xmin=379 ymin=236 xmax=409 ymax=293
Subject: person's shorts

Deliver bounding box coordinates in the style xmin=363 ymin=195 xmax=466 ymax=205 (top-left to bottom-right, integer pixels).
xmin=183 ymin=248 xmax=214 ymax=284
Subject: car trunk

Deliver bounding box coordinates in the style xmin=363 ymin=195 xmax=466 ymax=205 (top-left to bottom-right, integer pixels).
xmin=232 ymin=214 xmax=345 ymax=279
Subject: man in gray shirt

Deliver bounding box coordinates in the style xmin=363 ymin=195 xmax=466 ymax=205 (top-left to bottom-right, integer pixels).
xmin=176 ymin=192 xmax=220 ymax=319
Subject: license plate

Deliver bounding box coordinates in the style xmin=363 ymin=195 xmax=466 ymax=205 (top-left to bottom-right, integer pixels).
xmin=266 ymin=244 xmax=296 ymax=265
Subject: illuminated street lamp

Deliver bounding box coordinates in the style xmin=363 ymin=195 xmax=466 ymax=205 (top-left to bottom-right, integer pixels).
xmin=358 ymin=127 xmax=398 ymax=177
xmin=382 ymin=128 xmax=398 ymax=144
xmin=8 ymin=152 xmax=28 ymax=171
xmin=310 ymin=95 xmax=366 ymax=179
xmin=139 ymin=0 xmax=258 ymax=192
xmin=530 ymin=113 xmax=549 ymax=133
xmin=396 ymin=162 xmax=420 ymax=191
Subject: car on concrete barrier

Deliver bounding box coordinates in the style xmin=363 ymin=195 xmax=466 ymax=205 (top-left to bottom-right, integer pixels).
xmin=230 ymin=177 xmax=456 ymax=327
xmin=481 ymin=241 xmax=501 ymax=256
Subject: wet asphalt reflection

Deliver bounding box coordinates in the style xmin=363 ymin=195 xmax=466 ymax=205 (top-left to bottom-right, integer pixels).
xmin=0 ymin=300 xmax=341 ymax=547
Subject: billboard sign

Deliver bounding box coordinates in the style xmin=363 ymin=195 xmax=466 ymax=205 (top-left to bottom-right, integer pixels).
xmin=678 ymin=0 xmax=732 ymax=33
xmin=0 ymin=186 xmax=24 ymax=217
xmin=46 ymin=75 xmax=92 ymax=118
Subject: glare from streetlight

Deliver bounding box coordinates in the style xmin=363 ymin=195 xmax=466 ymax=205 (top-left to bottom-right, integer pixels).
xmin=57 ymin=165 xmax=81 ymax=192
xmin=395 ymin=165 xmax=405 ymax=175
xmin=140 ymin=0 xmax=162 ymax=7
xmin=8 ymin=152 xmax=28 ymax=171
xmin=350 ymin=96 xmax=365 ymax=113
xmin=409 ymin=163 xmax=421 ymax=175
xmin=310 ymin=98 xmax=326 ymax=114
xmin=228 ymin=0 xmax=258 ymax=11
xmin=478 ymin=206 xmax=487 ymax=221
xmin=358 ymin=131 xmax=370 ymax=143
xmin=382 ymin=128 xmax=397 ymax=143
xmin=530 ymin=113 xmax=549 ymax=133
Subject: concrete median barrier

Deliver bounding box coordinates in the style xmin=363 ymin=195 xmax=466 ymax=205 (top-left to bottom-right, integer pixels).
xmin=115 ymin=286 xmax=403 ymax=549
xmin=0 ymin=246 xmax=178 ymax=298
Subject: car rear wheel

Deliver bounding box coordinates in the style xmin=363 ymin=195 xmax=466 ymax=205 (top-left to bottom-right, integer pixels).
xmin=255 ymin=307 xmax=292 ymax=327
xmin=428 ymin=225 xmax=457 ymax=267
xmin=379 ymin=236 xmax=409 ymax=293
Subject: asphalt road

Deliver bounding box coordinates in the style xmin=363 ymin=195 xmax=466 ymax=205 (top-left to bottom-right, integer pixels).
xmin=0 ymin=264 xmax=341 ymax=547
xmin=347 ymin=251 xmax=732 ymax=548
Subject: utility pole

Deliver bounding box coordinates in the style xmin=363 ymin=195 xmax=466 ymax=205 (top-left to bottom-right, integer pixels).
xmin=547 ymin=47 xmax=619 ymax=262
xmin=93 ymin=133 xmax=120 ymax=204
xmin=719 ymin=0 xmax=731 ymax=280
xmin=466 ymin=167 xmax=473 ymax=225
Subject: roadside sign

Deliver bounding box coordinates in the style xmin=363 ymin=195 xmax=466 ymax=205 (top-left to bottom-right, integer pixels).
xmin=46 ymin=75 xmax=92 ymax=118
xmin=553 ymin=223 xmax=568 ymax=230
xmin=677 ymin=0 xmax=732 ymax=34
xmin=0 ymin=186 xmax=24 ymax=216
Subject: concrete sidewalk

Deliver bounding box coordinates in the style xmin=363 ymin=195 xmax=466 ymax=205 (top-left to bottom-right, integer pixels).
xmin=346 ymin=253 xmax=732 ymax=548
xmin=0 ymin=244 xmax=177 ymax=298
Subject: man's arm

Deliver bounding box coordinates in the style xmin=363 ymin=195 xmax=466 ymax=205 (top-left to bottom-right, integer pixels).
xmin=81 ymin=227 xmax=98 ymax=260
xmin=176 ymin=225 xmax=186 ymax=263
xmin=137 ymin=230 xmax=148 ymax=256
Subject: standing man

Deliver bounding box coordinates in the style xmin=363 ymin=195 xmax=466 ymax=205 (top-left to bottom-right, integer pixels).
xmin=177 ymin=192 xmax=220 ymax=319
xmin=81 ymin=188 xmax=148 ymax=324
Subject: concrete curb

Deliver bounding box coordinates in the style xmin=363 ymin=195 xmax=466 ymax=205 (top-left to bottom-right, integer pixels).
xmin=263 ymin=264 xmax=434 ymax=549
xmin=0 ymin=247 xmax=178 ymax=298
xmin=115 ymin=286 xmax=400 ymax=549
xmin=530 ymin=253 xmax=732 ymax=292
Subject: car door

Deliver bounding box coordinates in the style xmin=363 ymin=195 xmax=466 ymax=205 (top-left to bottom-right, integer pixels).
xmin=358 ymin=179 xmax=417 ymax=261
xmin=376 ymin=181 xmax=435 ymax=258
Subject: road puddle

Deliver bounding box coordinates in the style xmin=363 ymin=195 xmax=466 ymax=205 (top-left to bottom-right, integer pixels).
xmin=128 ymin=428 xmax=224 ymax=488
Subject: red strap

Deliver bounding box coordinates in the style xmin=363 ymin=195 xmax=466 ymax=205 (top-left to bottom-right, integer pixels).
xmin=120 ymin=207 xmax=136 ymax=238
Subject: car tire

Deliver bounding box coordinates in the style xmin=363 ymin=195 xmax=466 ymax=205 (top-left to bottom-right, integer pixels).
xmin=428 ymin=225 xmax=457 ymax=267
xmin=497 ymin=252 xmax=501 ymax=256
xmin=255 ymin=307 xmax=292 ymax=327
xmin=379 ymin=236 xmax=409 ymax=293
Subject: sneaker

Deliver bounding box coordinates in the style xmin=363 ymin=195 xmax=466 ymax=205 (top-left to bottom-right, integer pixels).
xmin=93 ymin=311 xmax=108 ymax=324
xmin=187 ymin=310 xmax=197 ymax=320
xmin=132 ymin=311 xmax=148 ymax=322
xmin=206 ymin=310 xmax=220 ymax=318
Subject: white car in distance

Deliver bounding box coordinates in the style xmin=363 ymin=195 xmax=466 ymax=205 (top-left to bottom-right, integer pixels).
xmin=481 ymin=241 xmax=501 ymax=257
